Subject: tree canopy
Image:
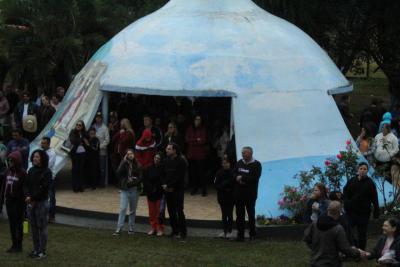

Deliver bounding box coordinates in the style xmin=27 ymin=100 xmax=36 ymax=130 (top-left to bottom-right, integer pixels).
xmin=0 ymin=0 xmax=399 ymax=102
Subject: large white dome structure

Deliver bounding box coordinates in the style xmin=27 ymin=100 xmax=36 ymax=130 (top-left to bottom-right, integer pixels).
xmin=33 ymin=0 xmax=353 ymax=216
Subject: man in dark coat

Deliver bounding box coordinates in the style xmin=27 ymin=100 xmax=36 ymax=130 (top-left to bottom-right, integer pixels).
xmin=304 ymin=201 xmax=360 ymax=267
xmin=343 ymin=162 xmax=379 ymax=250
xmin=14 ymin=91 xmax=38 ymax=140
xmin=234 ymin=146 xmax=262 ymax=241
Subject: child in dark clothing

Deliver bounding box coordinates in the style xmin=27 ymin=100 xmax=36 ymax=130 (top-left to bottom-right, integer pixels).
xmin=329 ymin=191 xmax=354 ymax=246
xmin=85 ymin=128 xmax=100 ymax=189
xmin=214 ymin=158 xmax=235 ymax=238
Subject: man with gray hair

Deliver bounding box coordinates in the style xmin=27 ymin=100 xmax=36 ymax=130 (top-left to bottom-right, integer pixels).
xmin=304 ymin=201 xmax=360 ymax=267
xmin=234 ymin=146 xmax=262 ymax=241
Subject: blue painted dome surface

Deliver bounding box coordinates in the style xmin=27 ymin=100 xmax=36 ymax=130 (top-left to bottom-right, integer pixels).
xmin=94 ymin=0 xmax=350 ymax=95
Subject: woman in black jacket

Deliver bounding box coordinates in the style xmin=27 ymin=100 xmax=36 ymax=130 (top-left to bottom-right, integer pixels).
xmin=68 ymin=120 xmax=89 ymax=192
xmin=24 ymin=149 xmax=52 ymax=259
xmin=113 ymin=149 xmax=142 ymax=235
xmin=363 ymin=218 xmax=400 ymax=266
xmin=143 ymin=153 xmax=164 ymax=236
xmin=214 ymin=158 xmax=235 ymax=238
xmin=85 ymin=128 xmax=100 ymax=190
xmin=0 ymin=151 xmax=27 ymax=253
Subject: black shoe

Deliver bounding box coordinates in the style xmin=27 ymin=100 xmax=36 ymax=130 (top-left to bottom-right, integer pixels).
xmin=34 ymin=251 xmax=47 ymax=260
xmin=201 ymin=189 xmax=207 ymax=197
xmin=190 ymin=188 xmax=198 ymax=195
xmin=179 ymin=235 xmax=187 ymax=243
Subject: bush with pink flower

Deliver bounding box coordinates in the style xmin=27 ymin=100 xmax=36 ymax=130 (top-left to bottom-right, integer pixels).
xmin=278 ymin=140 xmax=360 ymax=222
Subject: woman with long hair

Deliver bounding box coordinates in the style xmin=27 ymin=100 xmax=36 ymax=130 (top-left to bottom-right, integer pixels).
xmin=113 ymin=149 xmax=142 ymax=235
xmin=304 ymin=183 xmax=330 ymax=224
xmin=68 ymin=120 xmax=88 ymax=192
xmin=362 ymin=218 xmax=400 ymax=265
xmin=25 ymin=149 xmax=52 ymax=259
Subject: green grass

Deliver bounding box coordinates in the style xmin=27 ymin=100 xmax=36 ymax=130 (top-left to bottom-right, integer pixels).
xmin=0 ymin=219 xmax=379 ymax=267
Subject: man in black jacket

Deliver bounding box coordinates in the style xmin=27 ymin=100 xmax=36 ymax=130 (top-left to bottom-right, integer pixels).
xmin=343 ymin=162 xmax=379 ymax=250
xmin=162 ymin=143 xmax=187 ymax=240
xmin=304 ymin=201 xmax=360 ymax=266
xmin=234 ymin=146 xmax=262 ymax=241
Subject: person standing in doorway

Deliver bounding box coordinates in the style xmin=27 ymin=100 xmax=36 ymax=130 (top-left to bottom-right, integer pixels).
xmin=92 ymin=112 xmax=110 ymax=187
xmin=343 ymin=162 xmax=379 ymax=250
xmin=140 ymin=114 xmax=163 ymax=150
xmin=162 ymin=143 xmax=187 ymax=240
xmin=85 ymin=128 xmax=100 ymax=190
xmin=234 ymin=146 xmax=262 ymax=242
xmin=68 ymin=120 xmax=88 ymax=193
xmin=185 ymin=115 xmax=208 ymax=196
xmin=40 ymin=137 xmax=56 ymax=223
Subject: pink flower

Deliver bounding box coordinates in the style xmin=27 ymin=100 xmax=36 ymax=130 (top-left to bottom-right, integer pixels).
xmin=346 ymin=140 xmax=351 ymax=145
xmin=337 ymin=154 xmax=343 ymax=160
xmin=290 ymin=188 xmax=297 ymax=193
xmin=278 ymin=199 xmax=285 ymax=206
xmin=300 ymin=195 xmax=307 ymax=201
xmin=324 ymin=160 xmax=331 ymax=166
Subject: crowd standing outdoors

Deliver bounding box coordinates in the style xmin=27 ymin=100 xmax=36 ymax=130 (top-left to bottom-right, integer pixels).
xmin=0 ymin=86 xmax=399 ymax=265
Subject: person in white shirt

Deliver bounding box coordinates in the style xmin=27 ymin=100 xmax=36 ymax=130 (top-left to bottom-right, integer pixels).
xmin=40 ymin=137 xmax=57 ymax=222
xmin=374 ymin=124 xmax=399 ymax=163
xmin=92 ymin=112 xmax=110 ymax=187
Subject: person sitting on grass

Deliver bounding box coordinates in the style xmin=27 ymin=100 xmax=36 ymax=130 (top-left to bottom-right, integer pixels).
xmin=360 ymin=218 xmax=400 ymax=265
xmin=304 ymin=183 xmax=330 ymax=224
xmin=24 ymin=149 xmax=52 ymax=260
xmin=214 ymin=157 xmax=235 ymax=239
xmin=303 ymin=201 xmax=360 ymax=267
xmin=113 ymin=149 xmax=142 ymax=236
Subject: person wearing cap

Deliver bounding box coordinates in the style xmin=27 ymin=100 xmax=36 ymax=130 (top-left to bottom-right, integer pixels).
xmin=13 ymin=91 xmax=38 ymax=141
xmin=343 ymin=162 xmax=379 ymax=250
xmin=92 ymin=112 xmax=110 ymax=187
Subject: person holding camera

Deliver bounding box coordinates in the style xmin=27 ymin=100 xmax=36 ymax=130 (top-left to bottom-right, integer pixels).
xmin=113 ymin=149 xmax=142 ymax=236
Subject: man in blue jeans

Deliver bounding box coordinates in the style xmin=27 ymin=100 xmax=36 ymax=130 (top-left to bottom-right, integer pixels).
xmin=40 ymin=137 xmax=56 ymax=223
xmin=92 ymin=112 xmax=110 ymax=187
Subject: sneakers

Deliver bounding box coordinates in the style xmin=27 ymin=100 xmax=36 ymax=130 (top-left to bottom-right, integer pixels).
xmin=34 ymin=252 xmax=47 ymax=260
xmin=112 ymin=230 xmax=121 ymax=236
xmin=156 ymin=230 xmax=164 ymax=237
xmin=29 ymin=250 xmax=38 ymax=258
xmin=128 ymin=229 xmax=135 ymax=235
xmin=147 ymin=230 xmax=156 ymax=236
xmin=226 ymin=232 xmax=234 ymax=239
xmin=217 ymin=232 xmax=226 ymax=238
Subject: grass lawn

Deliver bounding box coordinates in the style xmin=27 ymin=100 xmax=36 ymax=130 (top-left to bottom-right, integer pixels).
xmin=0 ymin=220 xmax=379 ymax=267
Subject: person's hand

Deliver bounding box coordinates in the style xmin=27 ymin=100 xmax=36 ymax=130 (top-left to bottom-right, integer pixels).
xmin=312 ymin=202 xmax=320 ymax=211
xmin=162 ymin=184 xmax=167 ymax=190
xmin=120 ymin=129 xmax=125 ymax=134
xmin=25 ymin=197 xmax=31 ymax=204
xmin=197 ymin=138 xmax=201 ymax=142
xmin=236 ymin=176 xmax=242 ymax=182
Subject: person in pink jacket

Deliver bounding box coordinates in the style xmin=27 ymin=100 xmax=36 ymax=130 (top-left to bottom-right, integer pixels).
xmin=185 ymin=115 xmax=208 ymax=196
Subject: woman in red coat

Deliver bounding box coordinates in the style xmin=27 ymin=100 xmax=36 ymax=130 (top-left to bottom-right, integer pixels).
xmin=185 ymin=115 xmax=208 ymax=196
xmin=135 ymin=129 xmax=156 ymax=170
xmin=111 ymin=118 xmax=135 ymax=179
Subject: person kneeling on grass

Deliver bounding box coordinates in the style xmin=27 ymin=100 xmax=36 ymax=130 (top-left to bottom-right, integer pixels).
xmin=24 ymin=149 xmax=52 ymax=260
xmin=303 ymin=201 xmax=360 ymax=267
xmin=143 ymin=153 xmax=165 ymax=236
xmin=113 ymin=149 xmax=142 ymax=236
xmin=214 ymin=157 xmax=234 ymax=239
